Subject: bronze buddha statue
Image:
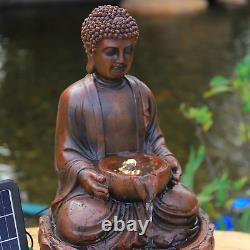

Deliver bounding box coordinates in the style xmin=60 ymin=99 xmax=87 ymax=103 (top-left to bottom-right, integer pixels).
xmin=39 ymin=5 xmax=214 ymax=250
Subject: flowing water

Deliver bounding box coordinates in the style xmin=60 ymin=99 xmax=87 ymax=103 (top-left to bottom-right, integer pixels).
xmin=145 ymin=202 xmax=153 ymax=222
xmin=0 ymin=4 xmax=250 ymax=204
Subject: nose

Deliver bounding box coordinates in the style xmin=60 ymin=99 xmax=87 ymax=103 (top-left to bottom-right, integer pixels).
xmin=117 ymin=50 xmax=125 ymax=64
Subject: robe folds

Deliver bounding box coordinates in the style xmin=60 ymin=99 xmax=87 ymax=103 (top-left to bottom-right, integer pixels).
xmin=50 ymin=74 xmax=200 ymax=249
xmin=51 ymin=74 xmax=173 ymax=211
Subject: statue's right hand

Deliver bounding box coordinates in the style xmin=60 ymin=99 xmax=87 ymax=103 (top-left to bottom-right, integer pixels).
xmin=78 ymin=169 xmax=109 ymax=200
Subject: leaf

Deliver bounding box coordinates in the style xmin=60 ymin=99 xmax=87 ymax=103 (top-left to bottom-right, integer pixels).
xmin=232 ymin=79 xmax=241 ymax=89
xmin=239 ymin=208 xmax=250 ymax=232
xmin=197 ymin=173 xmax=229 ymax=207
xmin=225 ymin=198 xmax=234 ymax=209
xmin=197 ymin=193 xmax=213 ymax=205
xmin=182 ymin=145 xmax=206 ymax=191
xmin=210 ymin=76 xmax=230 ymax=87
xmin=197 ymin=181 xmax=219 ymax=206
xmin=241 ymin=87 xmax=250 ymax=113
xmin=180 ymin=104 xmax=213 ymax=131
xmin=179 ymin=103 xmax=189 ymax=116
xmin=233 ymin=177 xmax=248 ymax=190
xmin=216 ymin=190 xmax=228 ymax=208
xmin=204 ymin=85 xmax=231 ymax=98
xmin=235 ymin=55 xmax=250 ymax=80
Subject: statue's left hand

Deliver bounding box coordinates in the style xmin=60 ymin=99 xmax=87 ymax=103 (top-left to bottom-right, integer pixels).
xmin=165 ymin=155 xmax=182 ymax=185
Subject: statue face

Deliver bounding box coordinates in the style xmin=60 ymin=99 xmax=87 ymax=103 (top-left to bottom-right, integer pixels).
xmin=91 ymin=38 xmax=136 ymax=80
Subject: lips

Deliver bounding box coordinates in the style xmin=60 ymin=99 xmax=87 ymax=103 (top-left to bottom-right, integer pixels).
xmin=112 ymin=64 xmax=126 ymax=72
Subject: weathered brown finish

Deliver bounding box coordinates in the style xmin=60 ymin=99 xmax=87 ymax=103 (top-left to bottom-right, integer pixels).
xmin=38 ymin=5 xmax=214 ymax=249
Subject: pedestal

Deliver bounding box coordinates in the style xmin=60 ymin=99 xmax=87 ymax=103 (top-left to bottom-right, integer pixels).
xmin=38 ymin=209 xmax=214 ymax=250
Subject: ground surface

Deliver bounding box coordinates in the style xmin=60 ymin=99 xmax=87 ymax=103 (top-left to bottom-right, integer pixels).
xmin=27 ymin=228 xmax=250 ymax=250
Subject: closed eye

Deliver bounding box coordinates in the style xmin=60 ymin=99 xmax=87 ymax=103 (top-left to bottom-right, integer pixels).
xmin=103 ymin=47 xmax=118 ymax=57
xmin=124 ymin=45 xmax=134 ymax=55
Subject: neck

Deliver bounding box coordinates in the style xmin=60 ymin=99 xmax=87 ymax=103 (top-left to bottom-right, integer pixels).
xmin=93 ymin=72 xmax=125 ymax=89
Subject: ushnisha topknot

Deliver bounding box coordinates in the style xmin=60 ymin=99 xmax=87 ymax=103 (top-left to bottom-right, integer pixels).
xmin=81 ymin=5 xmax=139 ymax=53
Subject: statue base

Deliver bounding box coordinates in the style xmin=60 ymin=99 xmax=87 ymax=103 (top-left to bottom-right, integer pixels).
xmin=38 ymin=209 xmax=214 ymax=250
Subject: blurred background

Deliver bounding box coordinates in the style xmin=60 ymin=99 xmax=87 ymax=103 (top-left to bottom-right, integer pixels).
xmin=0 ymin=0 xmax=250 ymax=230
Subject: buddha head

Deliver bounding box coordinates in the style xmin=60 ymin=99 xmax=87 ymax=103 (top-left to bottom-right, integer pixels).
xmin=81 ymin=5 xmax=139 ymax=80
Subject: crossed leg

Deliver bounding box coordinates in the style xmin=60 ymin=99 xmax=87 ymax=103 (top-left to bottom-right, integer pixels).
xmin=56 ymin=195 xmax=113 ymax=245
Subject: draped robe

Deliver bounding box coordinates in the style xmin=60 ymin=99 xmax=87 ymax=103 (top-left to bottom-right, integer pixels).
xmin=51 ymin=74 xmax=173 ymax=209
xmin=50 ymin=74 xmax=200 ymax=249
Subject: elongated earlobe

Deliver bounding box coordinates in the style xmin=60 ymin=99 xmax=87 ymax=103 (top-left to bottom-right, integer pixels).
xmin=86 ymin=54 xmax=95 ymax=74
xmin=85 ymin=42 xmax=95 ymax=74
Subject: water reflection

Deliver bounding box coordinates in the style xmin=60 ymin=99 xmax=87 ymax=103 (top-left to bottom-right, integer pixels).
xmin=0 ymin=5 xmax=250 ymax=203
xmin=0 ymin=163 xmax=15 ymax=180
xmin=0 ymin=37 xmax=6 ymax=83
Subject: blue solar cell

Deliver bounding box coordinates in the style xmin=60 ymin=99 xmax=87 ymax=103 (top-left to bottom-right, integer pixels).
xmin=0 ymin=192 xmax=4 ymax=216
xmin=2 ymin=191 xmax=12 ymax=215
xmin=2 ymin=241 xmax=11 ymax=250
xmin=5 ymin=215 xmax=16 ymax=239
xmin=0 ymin=217 xmax=8 ymax=242
xmin=0 ymin=181 xmax=28 ymax=250
xmin=9 ymin=239 xmax=19 ymax=250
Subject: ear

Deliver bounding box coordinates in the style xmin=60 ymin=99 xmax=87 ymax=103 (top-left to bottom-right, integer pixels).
xmin=85 ymin=42 xmax=95 ymax=74
xmin=86 ymin=53 xmax=95 ymax=74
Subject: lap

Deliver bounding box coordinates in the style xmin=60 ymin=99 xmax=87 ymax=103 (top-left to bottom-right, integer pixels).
xmin=160 ymin=183 xmax=199 ymax=214
xmin=54 ymin=183 xmax=199 ymax=245
xmin=55 ymin=195 xmax=112 ymax=244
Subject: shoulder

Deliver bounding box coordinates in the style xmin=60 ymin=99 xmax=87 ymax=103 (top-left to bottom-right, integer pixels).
xmin=126 ymin=74 xmax=155 ymax=99
xmin=59 ymin=74 xmax=93 ymax=105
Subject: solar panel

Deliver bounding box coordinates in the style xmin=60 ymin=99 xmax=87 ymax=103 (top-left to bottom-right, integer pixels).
xmin=0 ymin=180 xmax=28 ymax=250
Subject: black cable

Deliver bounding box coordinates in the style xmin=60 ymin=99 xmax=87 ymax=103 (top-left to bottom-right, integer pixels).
xmin=26 ymin=230 xmax=34 ymax=249
xmin=24 ymin=206 xmax=49 ymax=227
xmin=32 ymin=206 xmax=49 ymax=217
xmin=24 ymin=207 xmax=49 ymax=249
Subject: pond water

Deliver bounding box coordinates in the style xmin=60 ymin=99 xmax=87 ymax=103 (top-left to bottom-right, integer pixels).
xmin=0 ymin=4 xmax=250 ymax=205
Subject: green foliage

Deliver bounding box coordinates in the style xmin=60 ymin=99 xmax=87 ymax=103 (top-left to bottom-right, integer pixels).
xmin=239 ymin=123 xmax=250 ymax=143
xmin=182 ymin=147 xmax=250 ymax=231
xmin=182 ymin=145 xmax=205 ymax=191
xmin=180 ymin=104 xmax=213 ymax=132
xmin=241 ymin=86 xmax=250 ymax=113
xmin=238 ymin=208 xmax=250 ymax=232
xmin=197 ymin=173 xmax=229 ymax=207
xmin=180 ymin=54 xmax=250 ymax=232
xmin=233 ymin=176 xmax=249 ymax=191
xmin=210 ymin=76 xmax=230 ymax=87
xmin=203 ymin=55 xmax=250 ymax=143
xmin=204 ymin=57 xmax=250 ymax=113
xmin=235 ymin=55 xmax=250 ymax=83
xmin=204 ymin=76 xmax=231 ymax=98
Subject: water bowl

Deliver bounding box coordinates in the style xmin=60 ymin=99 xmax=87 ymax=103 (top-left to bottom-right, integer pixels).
xmin=99 ymin=153 xmax=171 ymax=202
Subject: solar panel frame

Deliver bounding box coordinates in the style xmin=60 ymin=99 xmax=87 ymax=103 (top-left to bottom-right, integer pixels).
xmin=0 ymin=179 xmax=28 ymax=250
